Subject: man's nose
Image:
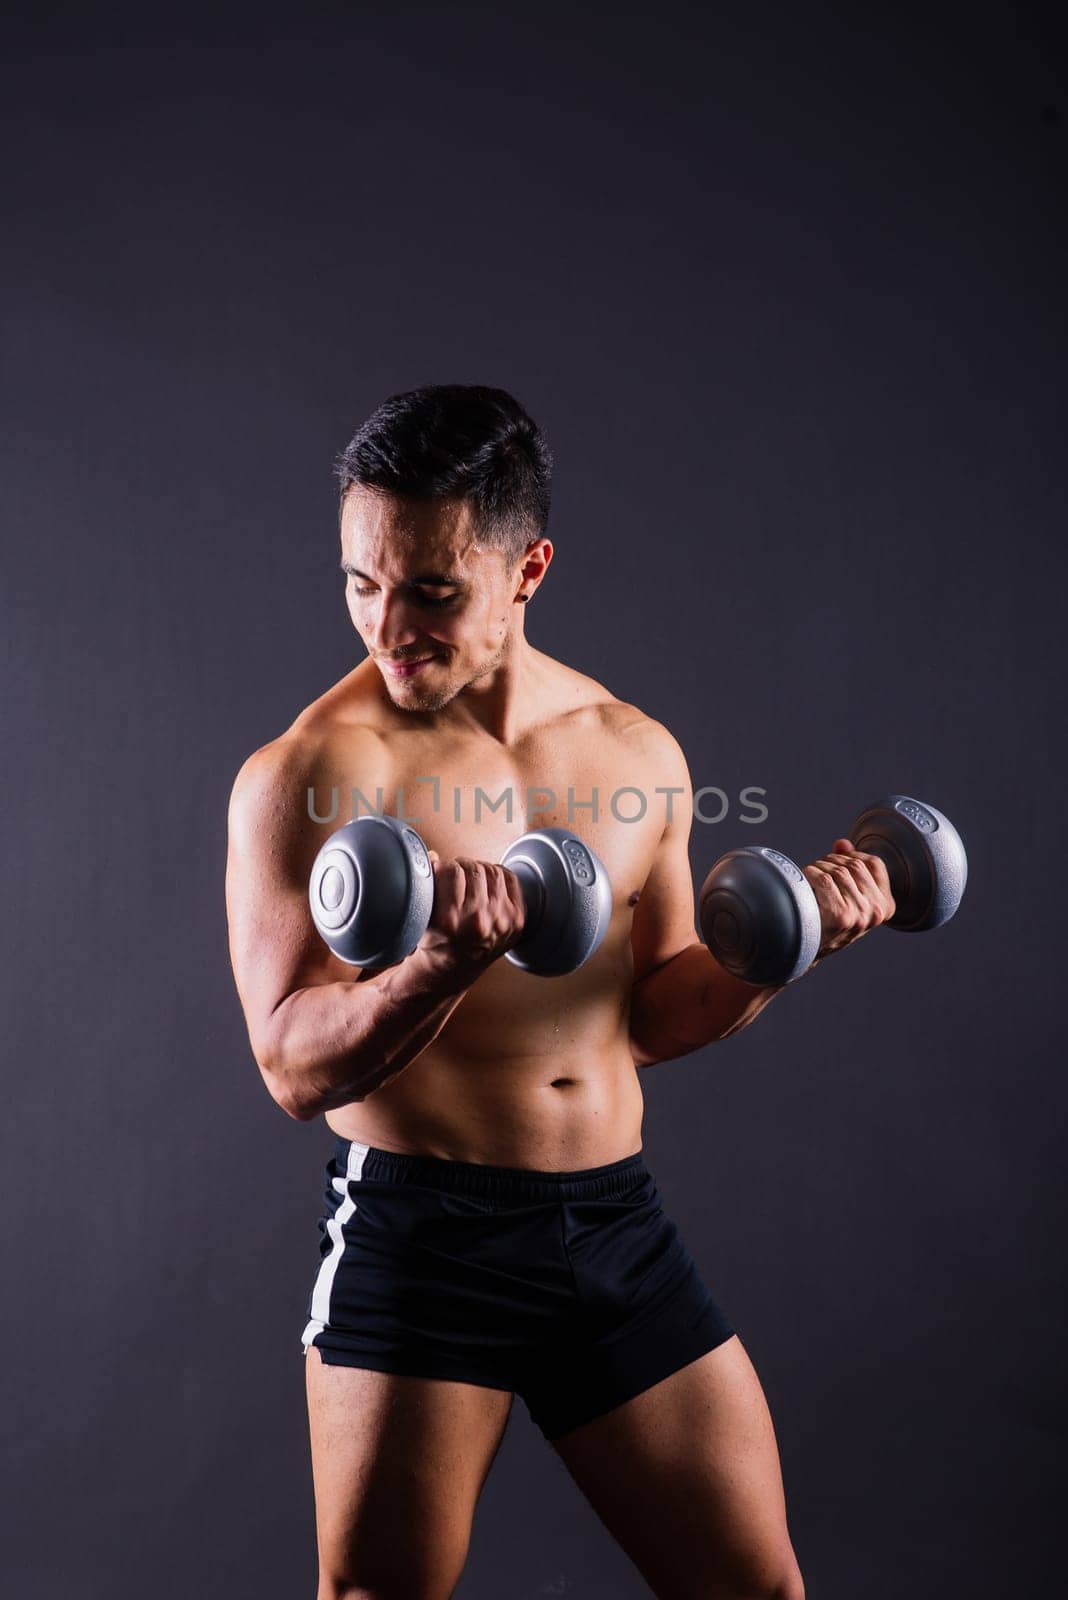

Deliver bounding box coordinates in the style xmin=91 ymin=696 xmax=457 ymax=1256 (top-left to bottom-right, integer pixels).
xmin=367 ymin=589 xmax=421 ymax=651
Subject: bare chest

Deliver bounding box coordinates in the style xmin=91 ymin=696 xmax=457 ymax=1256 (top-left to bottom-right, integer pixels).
xmin=329 ymin=724 xmax=667 ymax=908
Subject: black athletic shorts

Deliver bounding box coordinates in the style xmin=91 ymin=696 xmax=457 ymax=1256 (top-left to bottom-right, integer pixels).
xmin=301 ymin=1136 xmax=736 ymax=1442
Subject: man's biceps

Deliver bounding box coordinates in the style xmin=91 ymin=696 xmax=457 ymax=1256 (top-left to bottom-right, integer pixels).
xmin=232 ymin=875 xmax=309 ymax=977
xmin=229 ymin=804 xmax=319 ymax=903
xmin=237 ymin=937 xmax=321 ymax=1059
xmin=630 ymin=860 xmax=697 ymax=957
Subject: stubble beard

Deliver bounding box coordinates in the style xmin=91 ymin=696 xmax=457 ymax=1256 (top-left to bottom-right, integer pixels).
xmin=387 ymin=636 xmax=509 ymax=715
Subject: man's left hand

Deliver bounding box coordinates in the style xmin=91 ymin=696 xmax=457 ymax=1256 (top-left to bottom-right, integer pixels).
xmin=803 ymin=840 xmax=897 ymax=967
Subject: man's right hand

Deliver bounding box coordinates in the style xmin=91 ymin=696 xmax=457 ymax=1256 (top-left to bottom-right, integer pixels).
xmin=419 ymin=851 xmax=529 ymax=982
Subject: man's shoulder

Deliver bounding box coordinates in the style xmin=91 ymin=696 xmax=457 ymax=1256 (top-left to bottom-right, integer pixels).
xmin=584 ymin=690 xmax=687 ymax=769
xmin=537 ymin=657 xmax=644 ymax=735
xmin=539 ymin=663 xmax=689 ymax=794
xmin=536 ymin=653 xmax=683 ymax=753
xmin=591 ymin=695 xmax=692 ymax=820
xmin=288 ymin=658 xmax=393 ymax=743
xmin=229 ymin=706 xmax=389 ymax=829
xmin=267 ymin=663 xmax=391 ymax=762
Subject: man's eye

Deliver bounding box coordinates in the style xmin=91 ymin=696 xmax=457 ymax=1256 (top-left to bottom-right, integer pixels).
xmin=350 ymin=584 xmax=458 ymax=607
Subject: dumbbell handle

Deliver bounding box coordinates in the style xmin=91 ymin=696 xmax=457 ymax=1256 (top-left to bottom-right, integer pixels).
xmin=428 ymin=854 xmax=548 ymax=947
xmin=504 ymin=858 xmax=547 ymax=934
xmin=498 ymin=829 xmax=610 ymax=976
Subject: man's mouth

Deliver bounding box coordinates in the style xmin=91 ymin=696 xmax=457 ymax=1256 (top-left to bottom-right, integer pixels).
xmin=379 ymin=654 xmax=440 ymax=679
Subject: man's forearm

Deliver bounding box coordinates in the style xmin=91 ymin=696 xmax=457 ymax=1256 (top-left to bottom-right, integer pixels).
xmin=628 ymin=941 xmax=789 ymax=1067
xmin=265 ymin=949 xmax=473 ymax=1120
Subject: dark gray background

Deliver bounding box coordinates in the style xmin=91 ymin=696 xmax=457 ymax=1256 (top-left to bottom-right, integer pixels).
xmin=3 ymin=2 xmax=1065 ymax=1595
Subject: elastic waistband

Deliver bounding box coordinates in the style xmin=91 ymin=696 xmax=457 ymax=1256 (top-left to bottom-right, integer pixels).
xmin=332 ymin=1135 xmax=648 ymax=1202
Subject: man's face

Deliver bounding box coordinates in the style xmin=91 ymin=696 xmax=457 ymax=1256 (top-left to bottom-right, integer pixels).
xmin=340 ymin=486 xmax=532 ymax=712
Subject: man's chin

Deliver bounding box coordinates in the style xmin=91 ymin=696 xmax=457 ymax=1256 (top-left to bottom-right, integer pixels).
xmin=384 ymin=670 xmax=456 ymax=712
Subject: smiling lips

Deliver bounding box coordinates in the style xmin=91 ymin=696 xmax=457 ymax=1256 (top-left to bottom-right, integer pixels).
xmin=380 ymin=655 xmax=440 ymax=678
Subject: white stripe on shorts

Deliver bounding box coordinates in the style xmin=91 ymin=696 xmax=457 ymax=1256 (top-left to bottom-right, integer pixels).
xmin=301 ymin=1140 xmax=370 ymax=1354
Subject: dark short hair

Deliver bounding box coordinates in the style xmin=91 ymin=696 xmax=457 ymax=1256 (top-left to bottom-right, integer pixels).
xmin=335 ymin=384 xmax=553 ymax=563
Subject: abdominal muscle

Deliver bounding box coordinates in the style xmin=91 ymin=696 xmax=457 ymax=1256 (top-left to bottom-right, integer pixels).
xmin=323 ymin=947 xmax=646 ymax=1170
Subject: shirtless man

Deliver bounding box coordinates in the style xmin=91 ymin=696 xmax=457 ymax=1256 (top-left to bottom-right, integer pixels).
xmin=226 ymin=384 xmax=894 ymax=1600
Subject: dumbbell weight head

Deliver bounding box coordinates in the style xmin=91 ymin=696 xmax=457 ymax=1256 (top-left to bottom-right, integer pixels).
xmin=308 ymin=812 xmax=434 ymax=967
xmin=500 ymin=827 xmax=613 ymax=976
xmin=848 ymin=795 xmax=967 ymax=932
xmin=698 ymin=847 xmax=821 ymax=987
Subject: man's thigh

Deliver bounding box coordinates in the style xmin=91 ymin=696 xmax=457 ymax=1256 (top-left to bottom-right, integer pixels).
xmin=549 ymin=1334 xmax=804 ymax=1600
xmin=305 ymin=1346 xmax=513 ymax=1600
